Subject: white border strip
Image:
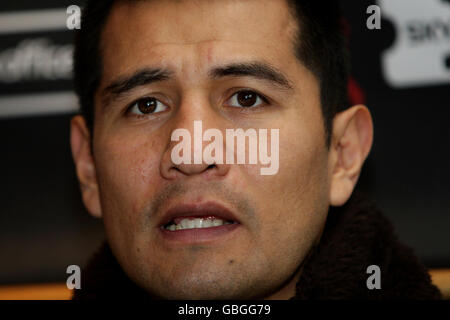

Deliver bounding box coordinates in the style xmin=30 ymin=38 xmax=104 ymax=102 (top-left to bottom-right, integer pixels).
xmin=0 ymin=8 xmax=67 ymax=35
xmin=0 ymin=91 xmax=79 ymax=118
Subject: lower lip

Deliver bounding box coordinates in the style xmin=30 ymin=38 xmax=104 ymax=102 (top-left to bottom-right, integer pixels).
xmin=159 ymin=223 xmax=240 ymax=244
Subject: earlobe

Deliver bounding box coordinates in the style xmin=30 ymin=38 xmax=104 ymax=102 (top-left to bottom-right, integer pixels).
xmin=329 ymin=105 xmax=373 ymax=206
xmin=70 ymin=115 xmax=102 ymax=218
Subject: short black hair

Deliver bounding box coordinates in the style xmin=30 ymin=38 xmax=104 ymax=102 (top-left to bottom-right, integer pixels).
xmin=73 ymin=0 xmax=350 ymax=146
xmin=288 ymin=0 xmax=350 ymax=145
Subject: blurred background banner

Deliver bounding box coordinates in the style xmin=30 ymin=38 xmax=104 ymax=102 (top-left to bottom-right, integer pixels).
xmin=0 ymin=3 xmax=78 ymax=118
xmin=0 ymin=0 xmax=105 ymax=286
xmin=0 ymin=0 xmax=449 ymax=288
xmin=378 ymin=0 xmax=450 ymax=88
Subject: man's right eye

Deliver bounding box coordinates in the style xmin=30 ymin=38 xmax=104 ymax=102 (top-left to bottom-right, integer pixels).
xmin=127 ymin=97 xmax=168 ymax=116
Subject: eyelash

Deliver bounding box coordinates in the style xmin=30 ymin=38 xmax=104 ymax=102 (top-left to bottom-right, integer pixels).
xmin=125 ymin=89 xmax=270 ymax=118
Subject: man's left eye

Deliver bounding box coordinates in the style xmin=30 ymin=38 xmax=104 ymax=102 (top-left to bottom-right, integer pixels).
xmin=227 ymin=90 xmax=266 ymax=108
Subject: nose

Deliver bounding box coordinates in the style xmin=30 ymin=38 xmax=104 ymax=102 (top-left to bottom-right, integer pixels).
xmin=173 ymin=162 xmax=221 ymax=177
xmin=160 ymin=100 xmax=230 ymax=180
xmin=160 ymin=136 xmax=230 ymax=180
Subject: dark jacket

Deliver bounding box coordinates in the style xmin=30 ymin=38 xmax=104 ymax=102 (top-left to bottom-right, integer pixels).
xmin=73 ymin=192 xmax=442 ymax=300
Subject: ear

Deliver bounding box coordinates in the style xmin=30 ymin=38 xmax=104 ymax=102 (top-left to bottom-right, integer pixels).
xmin=70 ymin=115 xmax=102 ymax=218
xmin=328 ymin=105 xmax=373 ymax=206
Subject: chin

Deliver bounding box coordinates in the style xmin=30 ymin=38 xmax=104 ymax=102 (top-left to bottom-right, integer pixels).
xmin=140 ymin=272 xmax=261 ymax=300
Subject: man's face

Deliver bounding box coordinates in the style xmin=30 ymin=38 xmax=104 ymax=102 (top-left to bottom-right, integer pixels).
xmin=89 ymin=0 xmax=332 ymax=299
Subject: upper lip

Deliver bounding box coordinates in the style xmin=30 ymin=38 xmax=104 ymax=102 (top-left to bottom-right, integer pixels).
xmin=158 ymin=201 xmax=240 ymax=228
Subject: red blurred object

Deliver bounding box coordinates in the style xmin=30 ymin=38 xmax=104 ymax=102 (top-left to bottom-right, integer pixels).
xmin=348 ymin=75 xmax=366 ymax=105
xmin=341 ymin=17 xmax=366 ymax=105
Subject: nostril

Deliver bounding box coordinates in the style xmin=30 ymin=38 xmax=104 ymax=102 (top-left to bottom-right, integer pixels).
xmin=206 ymin=164 xmax=216 ymax=170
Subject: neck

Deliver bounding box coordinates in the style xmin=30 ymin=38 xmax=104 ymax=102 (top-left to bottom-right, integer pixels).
xmin=263 ymin=241 xmax=318 ymax=300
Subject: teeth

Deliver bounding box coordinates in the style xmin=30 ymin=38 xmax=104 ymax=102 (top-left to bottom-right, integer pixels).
xmin=203 ymin=220 xmax=213 ymax=228
xmin=180 ymin=219 xmax=188 ymax=229
xmin=165 ymin=217 xmax=232 ymax=231
xmin=193 ymin=218 xmax=203 ymax=228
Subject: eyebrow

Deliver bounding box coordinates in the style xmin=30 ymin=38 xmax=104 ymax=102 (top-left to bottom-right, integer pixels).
xmin=209 ymin=62 xmax=293 ymax=90
xmin=102 ymin=68 xmax=172 ymax=104
xmin=101 ymin=61 xmax=293 ymax=107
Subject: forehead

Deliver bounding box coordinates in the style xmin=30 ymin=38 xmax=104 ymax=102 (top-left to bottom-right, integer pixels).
xmin=100 ymin=0 xmax=299 ymax=79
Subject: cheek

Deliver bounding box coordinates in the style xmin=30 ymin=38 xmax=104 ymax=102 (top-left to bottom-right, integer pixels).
xmin=280 ymin=116 xmax=329 ymax=206
xmin=94 ymin=132 xmax=163 ymax=216
xmin=251 ymin=118 xmax=329 ymax=242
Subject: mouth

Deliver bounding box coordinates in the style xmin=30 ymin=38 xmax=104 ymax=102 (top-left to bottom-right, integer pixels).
xmin=158 ymin=201 xmax=241 ymax=243
xmin=163 ymin=216 xmax=235 ymax=231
